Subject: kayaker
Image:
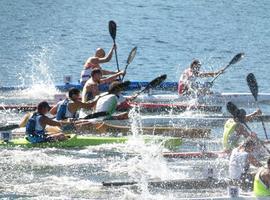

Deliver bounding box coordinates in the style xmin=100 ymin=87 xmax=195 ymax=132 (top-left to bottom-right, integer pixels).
xmin=80 ymin=44 xmax=118 ymax=85
xmin=50 ymin=88 xmax=98 ymax=121
xmin=229 ymin=139 xmax=262 ymax=187
xmin=253 ymin=158 xmax=270 ymax=197
xmin=178 ymin=59 xmax=224 ymax=95
xmin=94 ymin=81 xmax=135 ymax=120
xmin=25 ymin=101 xmax=71 ymax=143
xmin=82 ymin=68 xmax=124 ymax=102
xmin=223 ymin=108 xmax=262 ymax=152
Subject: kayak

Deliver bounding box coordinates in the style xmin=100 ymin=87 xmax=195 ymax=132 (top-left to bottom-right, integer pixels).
xmin=162 ymin=151 xmax=229 ymax=159
xmin=102 ymin=115 xmax=270 ymax=128
xmin=0 ymin=134 xmax=182 ymax=149
xmin=102 ymin=177 xmax=228 ymax=189
xmin=0 ymin=102 xmax=222 ymax=113
xmin=118 ymin=101 xmax=222 ymax=113
xmin=0 ymin=81 xmax=178 ymax=92
xmin=93 ymin=121 xmax=211 ymax=138
xmin=130 ymin=92 xmax=270 ymax=105
xmin=102 ymin=176 xmax=253 ymax=190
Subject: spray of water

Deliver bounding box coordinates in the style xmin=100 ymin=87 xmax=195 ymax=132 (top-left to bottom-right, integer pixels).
xmin=16 ymin=45 xmax=60 ymax=100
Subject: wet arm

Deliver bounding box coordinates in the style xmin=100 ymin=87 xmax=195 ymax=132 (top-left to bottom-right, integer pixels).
xmin=99 ymin=45 xmax=115 ymax=63
xmin=49 ymin=104 xmax=58 ymax=115
xmin=100 ymin=71 xmax=124 ymax=84
xmin=248 ymin=154 xmax=262 ymax=167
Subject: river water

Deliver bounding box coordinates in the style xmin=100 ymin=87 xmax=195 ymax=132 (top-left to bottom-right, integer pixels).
xmin=1 ymin=0 xmax=270 ymax=199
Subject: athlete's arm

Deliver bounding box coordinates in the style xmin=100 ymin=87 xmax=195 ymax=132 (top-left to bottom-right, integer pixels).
xmin=49 ymin=104 xmax=58 ymax=115
xmin=98 ymin=44 xmax=115 ymax=63
xmin=248 ymin=154 xmax=262 ymax=167
xmin=101 ymin=69 xmax=117 ymax=75
xmin=76 ymin=99 xmax=98 ymax=110
xmin=40 ymin=116 xmax=61 ymax=127
xmin=100 ymin=71 xmax=124 ymax=84
xmin=245 ymin=109 xmax=262 ymax=122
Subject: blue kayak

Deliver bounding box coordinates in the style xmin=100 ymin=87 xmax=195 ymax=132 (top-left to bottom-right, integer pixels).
xmin=0 ymin=81 xmax=178 ymax=92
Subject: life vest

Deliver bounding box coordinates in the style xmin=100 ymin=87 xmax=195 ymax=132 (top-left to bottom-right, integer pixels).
xmin=25 ymin=112 xmax=45 ymax=137
xmin=254 ymin=168 xmax=270 ymax=197
xmin=56 ymin=99 xmax=77 ymax=120
xmin=178 ymin=68 xmax=195 ymax=95
xmin=223 ymin=119 xmax=238 ymax=151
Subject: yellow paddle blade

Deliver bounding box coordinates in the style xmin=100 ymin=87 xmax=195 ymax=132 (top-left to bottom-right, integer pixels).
xmin=19 ymin=112 xmax=32 ymax=127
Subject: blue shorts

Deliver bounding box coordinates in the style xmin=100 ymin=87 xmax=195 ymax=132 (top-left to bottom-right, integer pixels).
xmin=26 ymin=134 xmax=50 ymax=144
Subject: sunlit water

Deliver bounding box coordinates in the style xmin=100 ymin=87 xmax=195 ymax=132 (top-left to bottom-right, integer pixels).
xmin=1 ymin=0 xmax=270 ymax=199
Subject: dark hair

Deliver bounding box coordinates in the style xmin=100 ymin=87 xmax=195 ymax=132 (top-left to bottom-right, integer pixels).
xmin=37 ymin=101 xmax=51 ymax=111
xmin=108 ymin=81 xmax=121 ymax=94
xmin=267 ymin=158 xmax=270 ymax=166
xmin=243 ymin=138 xmax=256 ymax=149
xmin=91 ymin=68 xmax=102 ymax=77
xmin=68 ymin=88 xmax=80 ymax=98
xmin=191 ymin=59 xmax=201 ymax=66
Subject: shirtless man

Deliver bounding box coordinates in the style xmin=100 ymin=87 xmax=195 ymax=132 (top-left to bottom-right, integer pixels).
xmin=254 ymin=158 xmax=270 ymax=197
xmin=80 ymin=44 xmax=118 ymax=85
xmin=178 ymin=59 xmax=224 ymax=95
xmin=82 ymin=68 xmax=124 ymax=102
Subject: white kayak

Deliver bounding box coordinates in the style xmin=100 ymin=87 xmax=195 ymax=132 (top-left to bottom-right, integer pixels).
xmin=129 ymin=92 xmax=270 ymax=105
xmin=107 ymin=115 xmax=270 ymax=128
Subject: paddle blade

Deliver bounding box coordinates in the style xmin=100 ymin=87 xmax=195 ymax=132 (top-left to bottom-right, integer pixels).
xmin=145 ymin=74 xmax=167 ymax=90
xmin=108 ymin=81 xmax=131 ymax=94
xmin=247 ymin=73 xmax=258 ymax=101
xmin=227 ymin=102 xmax=246 ymax=123
xmin=228 ymin=53 xmax=244 ymax=65
xmin=127 ymin=47 xmax=137 ymax=65
xmin=109 ymin=20 xmax=117 ymax=41
xmin=226 ymin=102 xmax=239 ymax=117
xmin=0 ymin=124 xmax=19 ymax=131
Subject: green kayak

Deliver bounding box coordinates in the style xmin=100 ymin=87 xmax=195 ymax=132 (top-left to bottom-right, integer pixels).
xmin=0 ymin=134 xmax=182 ymax=149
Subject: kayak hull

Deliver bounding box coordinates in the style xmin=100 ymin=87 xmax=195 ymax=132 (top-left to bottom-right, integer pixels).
xmin=131 ymin=93 xmax=270 ymax=105
xmin=0 ymin=134 xmax=182 ymax=149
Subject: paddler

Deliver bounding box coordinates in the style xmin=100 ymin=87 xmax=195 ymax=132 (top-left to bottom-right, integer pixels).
xmin=82 ymin=68 xmax=124 ymax=102
xmin=253 ymin=158 xmax=270 ymax=197
xmin=178 ymin=59 xmax=224 ymax=95
xmin=80 ymin=44 xmax=118 ymax=86
xmin=229 ymin=139 xmax=262 ymax=188
xmin=223 ymin=108 xmax=262 ymax=152
xmin=25 ymin=101 xmax=72 ymax=143
xmin=94 ymin=81 xmax=135 ymax=120
xmin=50 ymin=88 xmax=98 ymax=121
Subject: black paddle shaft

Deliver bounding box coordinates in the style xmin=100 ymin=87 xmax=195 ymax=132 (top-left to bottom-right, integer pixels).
xmin=210 ymin=53 xmax=244 ymax=84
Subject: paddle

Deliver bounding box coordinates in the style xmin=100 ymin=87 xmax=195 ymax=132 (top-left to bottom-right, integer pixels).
xmin=121 ymin=46 xmax=137 ymax=81
xmin=209 ymin=53 xmax=245 ymax=85
xmin=133 ymin=74 xmax=167 ymax=97
xmin=0 ymin=112 xmax=31 ymax=132
xmin=109 ymin=20 xmax=120 ymax=72
xmin=226 ymin=102 xmax=270 ymax=154
xmin=247 ymin=73 xmax=268 ymax=139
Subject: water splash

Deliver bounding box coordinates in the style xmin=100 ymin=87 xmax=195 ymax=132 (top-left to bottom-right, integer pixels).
xmin=16 ymin=45 xmax=59 ymax=100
